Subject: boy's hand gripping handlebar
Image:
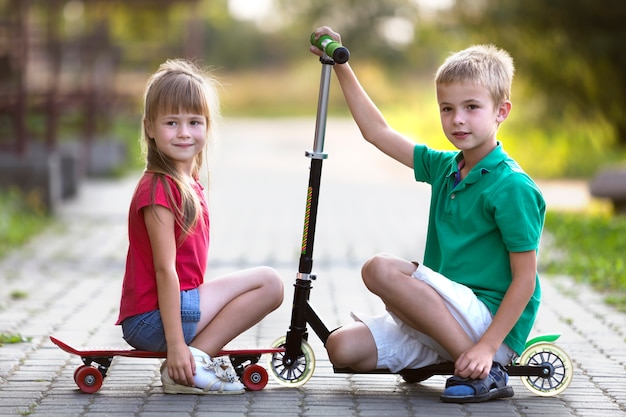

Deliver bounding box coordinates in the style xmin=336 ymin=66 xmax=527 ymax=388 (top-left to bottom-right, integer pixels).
xmin=310 ymin=34 xmax=350 ymax=64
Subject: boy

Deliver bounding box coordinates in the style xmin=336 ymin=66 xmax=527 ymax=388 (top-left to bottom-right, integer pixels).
xmin=310 ymin=27 xmax=545 ymax=403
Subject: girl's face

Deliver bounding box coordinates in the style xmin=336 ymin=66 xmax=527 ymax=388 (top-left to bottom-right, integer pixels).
xmin=145 ymin=112 xmax=207 ymax=175
xmin=436 ymin=81 xmax=510 ymax=159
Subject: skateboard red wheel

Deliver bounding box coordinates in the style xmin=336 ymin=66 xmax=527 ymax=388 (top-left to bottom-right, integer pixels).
xmin=75 ymin=366 xmax=103 ymax=394
xmin=242 ymin=364 xmax=268 ymax=391
xmin=73 ymin=365 xmax=89 ymax=383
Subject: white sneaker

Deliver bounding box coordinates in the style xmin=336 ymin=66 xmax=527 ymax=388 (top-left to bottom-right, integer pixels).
xmin=161 ymin=347 xmax=245 ymax=395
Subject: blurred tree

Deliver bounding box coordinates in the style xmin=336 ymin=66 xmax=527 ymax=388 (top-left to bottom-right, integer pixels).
xmin=454 ymin=0 xmax=626 ymax=146
xmin=276 ymin=0 xmax=420 ymax=66
xmin=86 ymin=1 xmax=207 ymax=68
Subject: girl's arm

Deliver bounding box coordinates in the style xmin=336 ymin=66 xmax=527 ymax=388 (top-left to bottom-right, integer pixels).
xmin=311 ymin=27 xmax=415 ymax=168
xmin=144 ymin=204 xmax=196 ymax=386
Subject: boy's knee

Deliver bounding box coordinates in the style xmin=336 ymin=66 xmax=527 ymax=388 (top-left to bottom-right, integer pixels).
xmin=361 ymin=253 xmax=396 ymax=293
xmin=362 ymin=253 xmax=389 ymax=279
xmin=325 ymin=331 xmax=351 ymax=368
xmin=325 ymin=324 xmax=377 ymax=371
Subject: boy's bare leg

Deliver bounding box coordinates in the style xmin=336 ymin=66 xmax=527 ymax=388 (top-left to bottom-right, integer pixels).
xmin=362 ymin=254 xmax=474 ymax=360
xmin=325 ymin=322 xmax=378 ymax=371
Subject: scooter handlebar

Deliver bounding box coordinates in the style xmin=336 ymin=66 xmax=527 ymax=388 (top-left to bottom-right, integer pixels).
xmin=310 ymin=34 xmax=350 ymax=64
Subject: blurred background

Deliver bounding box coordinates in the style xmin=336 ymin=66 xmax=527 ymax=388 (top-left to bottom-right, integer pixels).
xmin=1 ymin=0 xmax=625 ymax=312
xmin=1 ymin=0 xmax=625 ymax=212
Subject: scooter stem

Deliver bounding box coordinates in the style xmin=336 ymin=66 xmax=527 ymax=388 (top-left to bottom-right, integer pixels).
xmin=285 ymin=58 xmax=336 ymax=359
xmin=311 ymin=61 xmax=333 ymax=156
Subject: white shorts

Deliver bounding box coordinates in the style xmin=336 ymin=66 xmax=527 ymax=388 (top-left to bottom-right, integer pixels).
xmin=351 ymin=263 xmax=516 ymax=373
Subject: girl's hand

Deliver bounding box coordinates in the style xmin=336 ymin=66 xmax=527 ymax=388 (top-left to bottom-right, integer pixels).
xmin=166 ymin=342 xmax=196 ymax=386
xmin=309 ymin=26 xmax=342 ymax=56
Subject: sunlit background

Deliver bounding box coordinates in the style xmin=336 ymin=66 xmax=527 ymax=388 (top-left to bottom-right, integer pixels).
xmin=1 ymin=0 xmax=625 ymax=312
xmin=1 ymin=0 xmax=625 ymax=212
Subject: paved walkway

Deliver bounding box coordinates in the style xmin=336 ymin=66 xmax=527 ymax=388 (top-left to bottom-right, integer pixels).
xmin=0 ymin=118 xmax=624 ymax=417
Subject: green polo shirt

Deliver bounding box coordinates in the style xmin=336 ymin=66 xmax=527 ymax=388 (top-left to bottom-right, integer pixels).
xmin=413 ymin=142 xmax=545 ymax=355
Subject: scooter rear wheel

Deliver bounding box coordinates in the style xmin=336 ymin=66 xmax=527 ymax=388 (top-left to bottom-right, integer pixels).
xmin=268 ymin=336 xmax=316 ymax=387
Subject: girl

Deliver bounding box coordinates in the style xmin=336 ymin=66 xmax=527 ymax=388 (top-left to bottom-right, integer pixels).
xmin=116 ymin=59 xmax=284 ymax=394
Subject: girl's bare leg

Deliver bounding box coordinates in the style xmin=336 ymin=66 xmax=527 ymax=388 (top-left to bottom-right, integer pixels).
xmin=190 ymin=266 xmax=284 ymax=356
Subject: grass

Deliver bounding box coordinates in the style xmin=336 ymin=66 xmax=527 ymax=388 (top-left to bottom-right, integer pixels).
xmin=0 ymin=188 xmax=50 ymax=260
xmin=542 ymin=210 xmax=626 ymax=312
xmin=10 ymin=290 xmax=28 ymax=300
xmin=0 ymin=332 xmax=30 ymax=346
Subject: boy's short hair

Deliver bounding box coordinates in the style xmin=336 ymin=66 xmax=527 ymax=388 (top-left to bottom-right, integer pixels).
xmin=435 ymin=44 xmax=515 ymax=106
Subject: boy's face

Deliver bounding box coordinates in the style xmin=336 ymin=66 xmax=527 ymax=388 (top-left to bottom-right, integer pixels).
xmin=436 ymin=81 xmax=510 ymax=159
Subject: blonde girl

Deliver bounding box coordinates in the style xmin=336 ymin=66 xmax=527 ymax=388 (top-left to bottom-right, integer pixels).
xmin=116 ymin=59 xmax=284 ymax=394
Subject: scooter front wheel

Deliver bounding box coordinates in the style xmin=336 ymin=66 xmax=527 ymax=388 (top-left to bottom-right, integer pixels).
xmin=268 ymin=336 xmax=316 ymax=387
xmin=518 ymin=342 xmax=573 ymax=396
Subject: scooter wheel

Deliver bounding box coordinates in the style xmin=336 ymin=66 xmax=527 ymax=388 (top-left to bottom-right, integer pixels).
xmin=242 ymin=364 xmax=269 ymax=391
xmin=75 ymin=365 xmax=103 ymax=394
xmin=518 ymin=342 xmax=573 ymax=396
xmin=268 ymin=336 xmax=316 ymax=388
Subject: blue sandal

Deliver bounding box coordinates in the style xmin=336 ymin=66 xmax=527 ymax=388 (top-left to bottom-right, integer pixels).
xmin=440 ymin=362 xmax=514 ymax=403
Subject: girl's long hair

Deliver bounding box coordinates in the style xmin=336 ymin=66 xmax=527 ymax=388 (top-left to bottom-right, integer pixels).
xmin=141 ymin=59 xmax=221 ymax=241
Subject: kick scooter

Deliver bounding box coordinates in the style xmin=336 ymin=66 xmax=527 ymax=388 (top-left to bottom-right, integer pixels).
xmin=266 ymin=34 xmax=573 ymax=397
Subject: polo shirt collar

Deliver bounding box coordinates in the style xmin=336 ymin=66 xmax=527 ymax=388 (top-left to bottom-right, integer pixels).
xmin=446 ymin=142 xmax=508 ymax=185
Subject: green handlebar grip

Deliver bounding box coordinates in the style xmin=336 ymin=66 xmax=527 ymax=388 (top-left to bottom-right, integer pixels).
xmin=310 ymin=34 xmax=350 ymax=64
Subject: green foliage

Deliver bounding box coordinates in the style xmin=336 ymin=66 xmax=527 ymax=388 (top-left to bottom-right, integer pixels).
xmin=111 ymin=114 xmax=145 ymax=171
xmin=454 ymin=0 xmax=626 ymax=144
xmin=543 ymin=211 xmax=626 ymax=311
xmin=0 ymin=332 xmax=30 ymax=346
xmin=11 ymin=0 xmax=623 ymax=180
xmin=362 ymin=73 xmax=620 ymax=178
xmin=10 ymin=290 xmax=28 ymax=300
xmin=500 ymin=79 xmax=622 ymax=178
xmin=271 ymin=0 xmax=626 ymax=171
xmin=219 ymin=59 xmax=623 ymax=178
xmin=277 ymin=0 xmax=422 ymax=65
xmin=0 ymin=189 xmax=50 ymax=259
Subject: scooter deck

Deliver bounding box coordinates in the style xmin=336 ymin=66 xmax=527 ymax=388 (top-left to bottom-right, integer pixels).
xmin=335 ymin=362 xmax=552 ymax=382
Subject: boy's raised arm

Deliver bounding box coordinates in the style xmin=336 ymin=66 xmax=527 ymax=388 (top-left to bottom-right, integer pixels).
xmin=311 ymin=27 xmax=415 ymax=168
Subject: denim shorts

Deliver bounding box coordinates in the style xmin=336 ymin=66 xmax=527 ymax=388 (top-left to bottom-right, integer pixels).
xmin=121 ymin=288 xmax=200 ymax=352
